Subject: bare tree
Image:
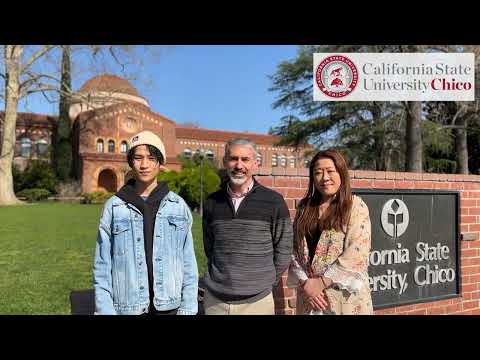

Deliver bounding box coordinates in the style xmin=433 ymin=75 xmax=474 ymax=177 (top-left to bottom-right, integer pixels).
xmin=0 ymin=45 xmax=159 ymax=205
xmin=1 ymin=45 xmax=56 ymax=205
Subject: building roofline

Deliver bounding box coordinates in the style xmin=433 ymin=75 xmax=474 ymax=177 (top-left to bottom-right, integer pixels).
xmin=175 ymin=125 xmax=282 ymax=142
xmin=175 ymin=124 xmax=279 ymax=136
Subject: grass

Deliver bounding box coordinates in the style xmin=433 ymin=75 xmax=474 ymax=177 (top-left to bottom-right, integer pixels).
xmin=0 ymin=203 xmax=206 ymax=315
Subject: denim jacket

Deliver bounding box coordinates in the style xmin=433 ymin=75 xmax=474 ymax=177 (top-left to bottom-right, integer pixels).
xmin=93 ymin=191 xmax=199 ymax=315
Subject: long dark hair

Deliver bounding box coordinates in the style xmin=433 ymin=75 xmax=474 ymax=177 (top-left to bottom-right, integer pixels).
xmin=295 ymin=149 xmax=353 ymax=250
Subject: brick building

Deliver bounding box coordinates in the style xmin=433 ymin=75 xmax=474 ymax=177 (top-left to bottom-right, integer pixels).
xmin=1 ymin=74 xmax=309 ymax=193
xmin=0 ymin=112 xmax=57 ymax=172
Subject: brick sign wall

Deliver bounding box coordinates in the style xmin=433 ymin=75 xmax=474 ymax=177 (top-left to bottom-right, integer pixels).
xmin=255 ymin=168 xmax=480 ymax=315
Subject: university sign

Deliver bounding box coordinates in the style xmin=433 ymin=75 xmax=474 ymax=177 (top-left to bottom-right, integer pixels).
xmin=353 ymin=189 xmax=461 ymax=309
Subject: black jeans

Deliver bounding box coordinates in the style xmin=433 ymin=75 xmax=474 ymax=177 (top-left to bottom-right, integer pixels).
xmin=143 ymin=303 xmax=178 ymax=315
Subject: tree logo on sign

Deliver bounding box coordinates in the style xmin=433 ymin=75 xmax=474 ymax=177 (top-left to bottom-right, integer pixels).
xmin=381 ymin=199 xmax=410 ymax=238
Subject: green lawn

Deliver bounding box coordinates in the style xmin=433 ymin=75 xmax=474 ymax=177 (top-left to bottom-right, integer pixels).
xmin=0 ymin=203 xmax=207 ymax=315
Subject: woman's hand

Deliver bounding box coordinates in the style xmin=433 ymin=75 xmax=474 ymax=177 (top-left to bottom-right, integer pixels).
xmin=307 ymin=294 xmax=328 ymax=311
xmin=301 ymin=278 xmax=329 ymax=311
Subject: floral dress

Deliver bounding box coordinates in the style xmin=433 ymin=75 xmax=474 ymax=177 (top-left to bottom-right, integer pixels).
xmin=288 ymin=195 xmax=373 ymax=315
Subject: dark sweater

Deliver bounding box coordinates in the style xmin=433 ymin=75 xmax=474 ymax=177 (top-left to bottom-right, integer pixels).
xmin=202 ymin=179 xmax=293 ymax=304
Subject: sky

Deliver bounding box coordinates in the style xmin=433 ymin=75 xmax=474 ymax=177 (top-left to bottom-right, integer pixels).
xmin=17 ymin=45 xmax=300 ymax=135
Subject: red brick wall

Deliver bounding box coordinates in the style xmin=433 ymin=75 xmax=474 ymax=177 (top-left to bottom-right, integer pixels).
xmin=255 ymin=170 xmax=480 ymax=315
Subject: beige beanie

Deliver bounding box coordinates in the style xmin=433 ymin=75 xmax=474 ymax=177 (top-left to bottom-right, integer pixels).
xmin=128 ymin=130 xmax=167 ymax=163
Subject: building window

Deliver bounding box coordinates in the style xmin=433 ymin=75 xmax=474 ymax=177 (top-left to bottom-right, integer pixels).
xmin=20 ymin=138 xmax=32 ymax=158
xmin=272 ymin=154 xmax=278 ymax=167
xmin=280 ymin=155 xmax=287 ymax=167
xmin=96 ymin=139 xmax=104 ymax=153
xmin=206 ymin=149 xmax=214 ymax=161
xmin=124 ymin=117 xmax=139 ymax=132
xmin=36 ymin=139 xmax=49 ymax=156
xmin=304 ymin=159 xmax=310 ymax=168
xmin=108 ymin=140 xmax=115 ymax=153
xmin=120 ymin=141 xmax=128 ymax=153
xmin=256 ymin=152 xmax=262 ymax=167
xmin=289 ymin=156 xmax=296 ymax=168
xmin=184 ymin=148 xmax=192 ymax=159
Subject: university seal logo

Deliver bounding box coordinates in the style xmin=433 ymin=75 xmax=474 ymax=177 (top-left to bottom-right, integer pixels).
xmin=315 ymin=55 xmax=358 ymax=98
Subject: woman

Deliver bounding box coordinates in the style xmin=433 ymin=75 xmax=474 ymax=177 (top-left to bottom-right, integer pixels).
xmin=289 ymin=149 xmax=373 ymax=315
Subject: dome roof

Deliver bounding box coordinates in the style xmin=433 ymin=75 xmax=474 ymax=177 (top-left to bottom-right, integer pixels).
xmin=69 ymin=74 xmax=149 ymax=121
xmin=78 ymin=74 xmax=140 ymax=97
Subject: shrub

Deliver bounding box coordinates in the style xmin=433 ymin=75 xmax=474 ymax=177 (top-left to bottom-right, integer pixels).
xmin=17 ymin=188 xmax=51 ymax=202
xmin=16 ymin=160 xmax=58 ymax=194
xmin=81 ymin=191 xmax=113 ymax=204
xmin=12 ymin=163 xmax=23 ymax=193
xmin=158 ymin=161 xmax=221 ymax=211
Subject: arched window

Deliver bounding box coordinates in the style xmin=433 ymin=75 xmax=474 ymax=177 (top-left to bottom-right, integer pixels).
xmin=280 ymin=154 xmax=287 ymax=167
xmin=120 ymin=141 xmax=128 ymax=153
xmin=289 ymin=156 xmax=296 ymax=168
xmin=96 ymin=139 xmax=104 ymax=153
xmin=108 ymin=140 xmax=115 ymax=153
xmin=256 ymin=152 xmax=263 ymax=167
xmin=206 ymin=149 xmax=214 ymax=161
xmin=36 ymin=139 xmax=48 ymax=156
xmin=184 ymin=148 xmax=192 ymax=159
xmin=21 ymin=138 xmax=32 ymax=158
xmin=272 ymin=154 xmax=278 ymax=167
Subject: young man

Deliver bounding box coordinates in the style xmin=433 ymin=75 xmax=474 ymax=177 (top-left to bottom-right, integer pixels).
xmin=93 ymin=130 xmax=198 ymax=315
xmin=202 ymin=138 xmax=293 ymax=315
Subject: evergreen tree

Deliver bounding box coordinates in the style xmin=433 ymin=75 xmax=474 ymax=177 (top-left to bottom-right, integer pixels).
xmin=54 ymin=45 xmax=73 ymax=181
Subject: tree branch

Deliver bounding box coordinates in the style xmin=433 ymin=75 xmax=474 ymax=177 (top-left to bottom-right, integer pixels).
xmin=20 ymin=45 xmax=56 ymax=74
xmin=22 ymin=86 xmax=58 ymax=104
xmin=39 ymin=89 xmax=56 ymax=104
xmin=450 ymin=105 xmax=466 ymax=126
xmin=108 ymin=46 xmax=126 ymax=73
xmin=23 ymin=84 xmax=61 ymax=96
xmin=441 ymin=124 xmax=466 ymax=130
xmin=19 ymin=71 xmax=63 ymax=91
xmin=21 ymin=81 xmax=91 ymax=105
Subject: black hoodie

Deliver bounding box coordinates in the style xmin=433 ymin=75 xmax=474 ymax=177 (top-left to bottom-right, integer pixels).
xmin=115 ymin=179 xmax=169 ymax=307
